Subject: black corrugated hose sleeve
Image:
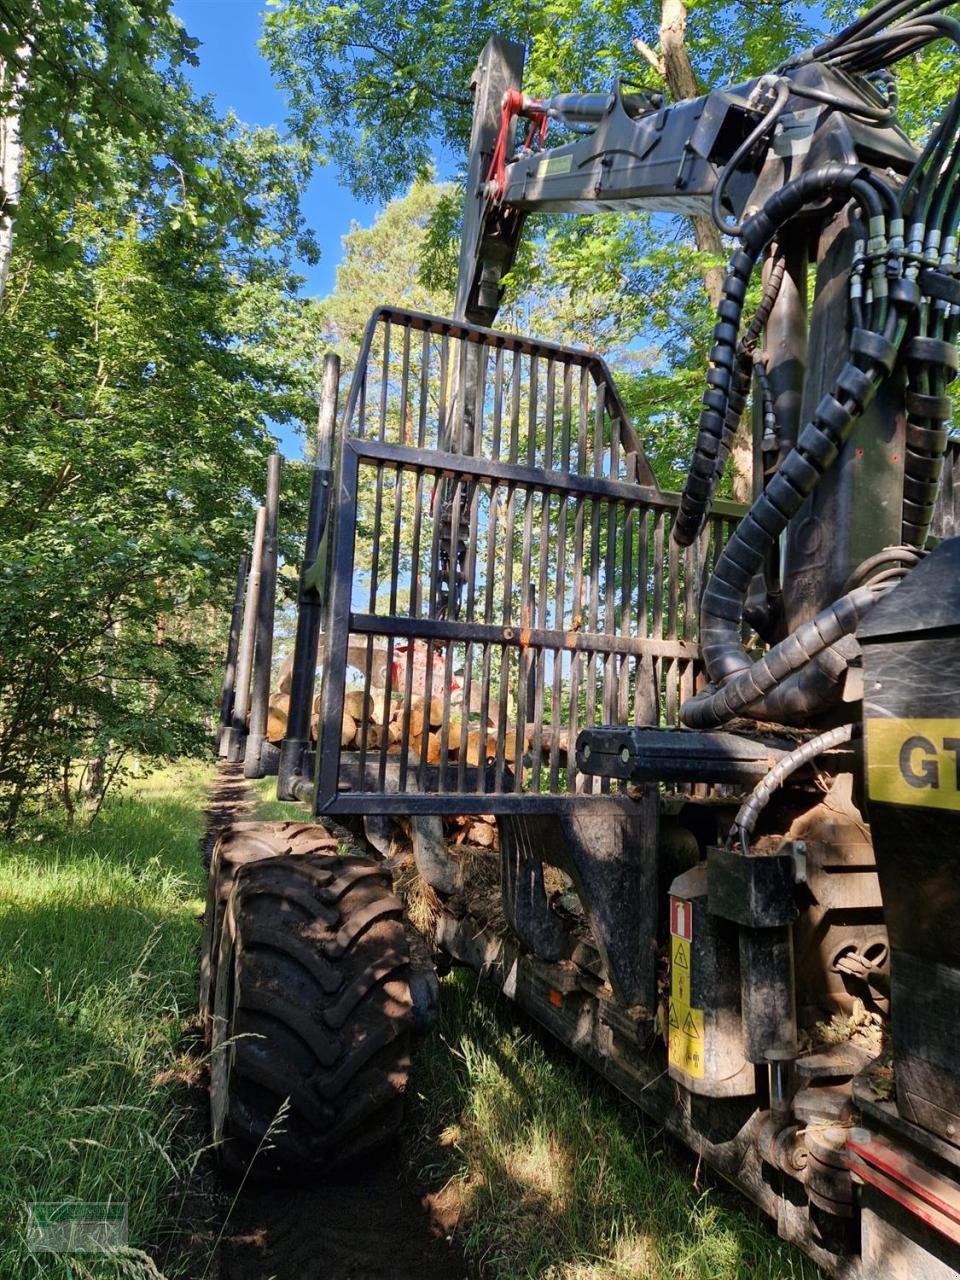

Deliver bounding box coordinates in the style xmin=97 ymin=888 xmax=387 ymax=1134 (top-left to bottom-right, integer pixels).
xmin=901 ymin=289 xmax=959 ymax=547
xmin=707 ymin=255 xmax=788 ymax=503
xmin=729 ymin=723 xmax=859 ymax=853
xmin=682 ymin=586 xmax=879 ymax=729
xmin=678 ymin=167 xmax=913 ymax=728
xmin=674 ymin=165 xmax=870 ymax=549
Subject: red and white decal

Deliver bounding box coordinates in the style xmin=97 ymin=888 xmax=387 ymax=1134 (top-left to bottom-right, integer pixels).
xmin=670 ymin=897 xmax=692 ymax=942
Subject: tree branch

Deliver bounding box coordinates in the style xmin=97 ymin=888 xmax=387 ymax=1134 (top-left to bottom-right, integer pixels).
xmin=632 ymin=38 xmax=665 ymax=79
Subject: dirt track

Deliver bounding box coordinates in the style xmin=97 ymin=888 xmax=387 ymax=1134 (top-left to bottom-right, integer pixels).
xmin=188 ymin=763 xmax=468 ymax=1280
xmin=216 ymin=1150 xmax=465 ymax=1280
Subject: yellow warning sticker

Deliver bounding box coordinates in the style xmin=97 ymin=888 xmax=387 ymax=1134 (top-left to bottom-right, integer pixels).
xmin=668 ymin=933 xmax=704 ymax=1079
xmin=671 ymin=936 xmax=691 ymax=1008
xmin=669 ymin=1008 xmax=705 ymax=1078
xmin=867 ymin=718 xmax=960 ymax=812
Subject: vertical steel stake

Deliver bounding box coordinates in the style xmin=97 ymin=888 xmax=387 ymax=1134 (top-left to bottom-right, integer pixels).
xmin=278 ymin=354 xmax=340 ymax=799
xmin=244 ymin=453 xmax=282 ymax=778
xmin=217 ymin=552 xmax=249 ymax=756
xmin=225 ymin=505 xmax=266 ymax=763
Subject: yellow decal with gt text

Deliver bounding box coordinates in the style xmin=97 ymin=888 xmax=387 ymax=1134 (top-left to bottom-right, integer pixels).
xmin=867 ymin=717 xmax=960 ymax=812
xmin=668 ymin=933 xmax=705 ymax=1079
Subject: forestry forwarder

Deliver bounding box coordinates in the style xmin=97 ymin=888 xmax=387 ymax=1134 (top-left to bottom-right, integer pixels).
xmin=207 ymin=1 xmax=960 ymax=1273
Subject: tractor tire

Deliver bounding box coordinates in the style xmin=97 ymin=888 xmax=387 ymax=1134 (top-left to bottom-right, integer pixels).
xmin=210 ymin=851 xmax=412 ymax=1180
xmin=199 ymin=822 xmax=337 ymax=1047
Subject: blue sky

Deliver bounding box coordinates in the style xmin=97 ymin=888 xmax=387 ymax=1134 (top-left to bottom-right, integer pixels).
xmin=173 ymin=0 xmax=381 ymax=302
xmin=172 ymin=1 xmax=458 ymax=458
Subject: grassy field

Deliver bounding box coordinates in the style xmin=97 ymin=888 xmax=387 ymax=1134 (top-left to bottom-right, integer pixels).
xmin=0 ymin=762 xmax=211 ymax=1280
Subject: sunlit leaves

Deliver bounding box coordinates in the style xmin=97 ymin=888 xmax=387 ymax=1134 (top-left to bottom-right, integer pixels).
xmin=0 ymin=7 xmax=321 ymax=824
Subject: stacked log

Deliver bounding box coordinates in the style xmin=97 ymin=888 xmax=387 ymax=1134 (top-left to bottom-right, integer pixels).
xmin=446 ymin=812 xmax=499 ymax=848
xmin=266 ymin=692 xmax=291 ymax=744
xmin=266 ymin=684 xmax=570 ymax=771
xmin=338 ymin=693 xmax=529 ymax=765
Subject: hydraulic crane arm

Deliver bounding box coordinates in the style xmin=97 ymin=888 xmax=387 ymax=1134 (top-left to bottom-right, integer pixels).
xmin=455 ymin=45 xmax=916 ymax=327
xmin=450 ymin=0 xmax=960 ymax=730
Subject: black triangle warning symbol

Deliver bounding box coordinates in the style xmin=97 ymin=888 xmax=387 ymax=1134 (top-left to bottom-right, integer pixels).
xmin=668 ymin=1005 xmax=680 ymax=1030
xmin=673 ymin=943 xmax=689 ymax=970
xmin=682 ymin=1011 xmax=701 ymax=1040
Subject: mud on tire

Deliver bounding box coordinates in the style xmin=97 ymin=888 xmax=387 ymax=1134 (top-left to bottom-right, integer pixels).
xmin=199 ymin=822 xmax=338 ymax=1046
xmin=210 ymin=851 xmax=412 ymax=1180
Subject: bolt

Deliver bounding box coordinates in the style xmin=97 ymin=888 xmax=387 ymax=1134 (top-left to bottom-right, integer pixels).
xmin=947 ymin=1124 xmax=956 ymax=1137
xmin=619 ymin=746 xmax=631 ymax=765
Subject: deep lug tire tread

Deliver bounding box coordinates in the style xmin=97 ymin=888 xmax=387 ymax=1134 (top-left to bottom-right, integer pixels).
xmin=199 ymin=822 xmax=337 ymax=1044
xmin=210 ymin=845 xmax=412 ymax=1181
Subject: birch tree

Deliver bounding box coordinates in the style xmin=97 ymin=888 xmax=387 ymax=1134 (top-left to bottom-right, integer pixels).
xmin=0 ymin=0 xmax=197 ymax=299
xmin=0 ymin=20 xmax=30 ymax=299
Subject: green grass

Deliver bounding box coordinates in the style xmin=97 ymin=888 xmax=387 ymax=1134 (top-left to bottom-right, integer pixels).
xmin=0 ymin=761 xmax=213 ymax=1280
xmin=410 ymin=979 xmax=822 ymax=1280
xmin=247 ymin=774 xmax=292 ymax=823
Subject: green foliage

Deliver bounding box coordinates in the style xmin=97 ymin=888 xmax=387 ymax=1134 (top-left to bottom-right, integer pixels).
xmin=2 ymin=0 xmax=189 ymax=267
xmin=321 ymin=177 xmax=456 ymax=357
xmin=264 ymin=0 xmax=822 ymax=494
xmin=0 ymin=4 xmax=321 ymax=828
xmin=262 ymin=0 xmax=816 ymax=205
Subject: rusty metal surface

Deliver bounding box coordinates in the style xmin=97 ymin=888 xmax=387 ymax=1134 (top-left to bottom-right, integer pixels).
xmin=780 ymin=775 xmax=887 ymax=1022
xmin=849 ymin=1129 xmax=960 ymax=1249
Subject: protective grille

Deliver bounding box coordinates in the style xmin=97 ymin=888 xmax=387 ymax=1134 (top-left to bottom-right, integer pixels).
xmin=314 ymin=307 xmax=745 ymax=814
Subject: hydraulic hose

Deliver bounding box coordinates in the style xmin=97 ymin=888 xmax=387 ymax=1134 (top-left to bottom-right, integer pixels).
xmin=729 ymin=724 xmax=859 ymax=853
xmin=673 ymin=0 xmax=960 ymax=731
xmin=681 ymin=586 xmax=880 ymax=729
xmin=826 ymin=13 xmax=960 ymax=74
xmin=677 ymin=166 xmax=917 ymax=727
xmin=711 ymin=80 xmax=792 ymax=237
xmin=785 ymin=0 xmax=956 ymax=69
xmin=701 ymin=250 xmax=787 ymax=504
xmin=785 ymin=79 xmax=896 ymax=122
xmin=899 ymin=108 xmax=960 ymax=548
xmin=675 ymin=164 xmax=898 ymax=550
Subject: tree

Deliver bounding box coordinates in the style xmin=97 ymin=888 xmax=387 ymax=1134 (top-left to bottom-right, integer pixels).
xmin=0 ymin=0 xmax=207 ymax=298
xmin=321 ymin=179 xmax=455 ymax=356
xmin=0 ymin=13 xmax=321 ymax=826
xmin=321 ymin=177 xmax=632 ymax=359
xmin=263 ymin=0 xmax=817 ymax=497
xmin=0 ymin=13 xmax=29 ymax=298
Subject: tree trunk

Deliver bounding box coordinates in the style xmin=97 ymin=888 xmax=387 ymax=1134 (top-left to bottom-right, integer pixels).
xmin=83 ymin=619 xmax=118 ymax=811
xmin=658 ymin=0 xmax=752 ymax=500
xmin=0 ymin=31 xmax=32 ymax=304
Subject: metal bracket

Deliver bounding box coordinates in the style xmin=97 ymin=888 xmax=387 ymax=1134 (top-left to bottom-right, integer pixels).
xmin=499 ymin=793 xmax=658 ymax=1010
